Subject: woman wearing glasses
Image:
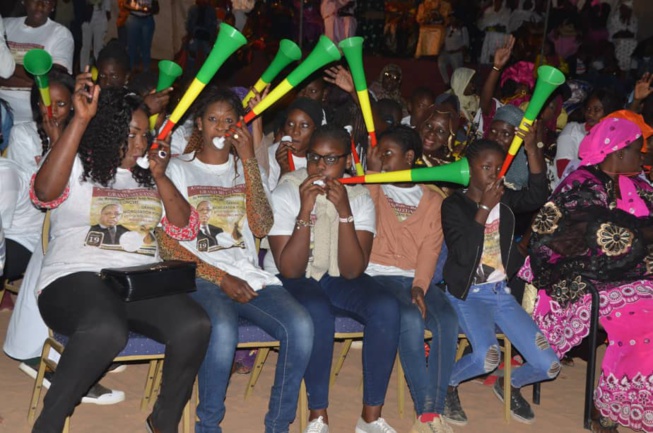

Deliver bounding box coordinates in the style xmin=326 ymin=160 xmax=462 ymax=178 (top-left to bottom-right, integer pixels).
xmin=266 ymin=124 xmax=401 ymax=433
xmin=369 ymin=64 xmax=408 ymax=117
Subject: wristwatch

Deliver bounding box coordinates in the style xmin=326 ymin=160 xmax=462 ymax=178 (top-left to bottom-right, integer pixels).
xmin=338 ymin=215 xmax=354 ymax=223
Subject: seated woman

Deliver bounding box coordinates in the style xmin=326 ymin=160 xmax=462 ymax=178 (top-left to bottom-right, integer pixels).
xmin=30 ymin=77 xmax=210 ymax=433
xmin=267 ymin=97 xmax=322 ymax=190
xmin=160 ymin=86 xmax=313 ymax=433
xmin=7 ymin=69 xmax=74 ymax=175
xmin=527 ymin=117 xmax=653 ymax=433
xmin=365 ymin=125 xmax=459 ymax=433
xmin=267 ymin=125 xmax=401 ymax=433
xmin=441 ymin=137 xmax=559 ymax=426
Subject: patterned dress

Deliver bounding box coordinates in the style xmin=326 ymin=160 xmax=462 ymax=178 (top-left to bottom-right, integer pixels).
xmin=524 ymin=166 xmax=653 ymax=432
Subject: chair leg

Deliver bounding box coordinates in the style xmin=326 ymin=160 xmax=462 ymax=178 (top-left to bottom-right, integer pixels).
xmin=151 ymin=360 xmax=165 ymax=400
xmin=533 ymin=382 xmax=541 ymax=405
xmin=503 ymin=338 xmax=511 ymax=423
xmin=455 ymin=338 xmax=468 ymax=361
xmin=584 ymin=287 xmax=600 ymax=430
xmin=63 ymin=416 xmax=70 ymax=433
xmin=182 ymin=399 xmax=191 ymax=433
xmin=298 ymin=380 xmax=308 ymax=432
xmin=245 ymin=347 xmax=271 ymax=399
xmin=141 ymin=360 xmax=159 ymax=411
xmin=397 ymin=355 xmax=405 ymax=419
xmin=330 ymin=339 xmax=354 ymax=386
xmin=28 ymin=342 xmax=53 ymax=424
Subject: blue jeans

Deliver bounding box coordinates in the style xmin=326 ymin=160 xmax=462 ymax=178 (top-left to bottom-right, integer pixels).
xmin=373 ymin=276 xmax=458 ymax=415
xmin=126 ymin=14 xmax=155 ymax=71
xmin=191 ymin=278 xmax=313 ymax=433
xmin=280 ymin=273 xmax=400 ymax=408
xmin=446 ymin=281 xmax=560 ymax=388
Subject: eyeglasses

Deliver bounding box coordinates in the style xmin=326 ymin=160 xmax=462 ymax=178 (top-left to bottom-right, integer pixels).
xmin=384 ymin=72 xmax=401 ymax=81
xmin=306 ymin=152 xmax=348 ymax=165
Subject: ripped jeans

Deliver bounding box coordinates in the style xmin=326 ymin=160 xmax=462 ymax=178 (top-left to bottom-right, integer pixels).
xmin=447 ymin=281 xmax=560 ymax=388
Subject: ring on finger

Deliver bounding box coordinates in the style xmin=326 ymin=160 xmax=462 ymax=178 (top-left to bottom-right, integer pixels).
xmin=233 ymin=133 xmax=239 ymax=139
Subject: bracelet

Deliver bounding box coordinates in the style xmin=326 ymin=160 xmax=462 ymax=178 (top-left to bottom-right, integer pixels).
xmin=492 ymin=66 xmax=501 ymax=72
xmin=338 ymin=215 xmax=354 ymax=223
xmin=477 ymin=203 xmax=491 ymax=212
xmin=295 ymin=218 xmax=313 ymax=230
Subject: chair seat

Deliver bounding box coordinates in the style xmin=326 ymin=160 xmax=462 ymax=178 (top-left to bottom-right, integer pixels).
xmin=237 ymin=317 xmax=276 ymax=343
xmin=53 ymin=331 xmax=166 ymax=357
xmin=334 ymin=316 xmax=364 ymax=334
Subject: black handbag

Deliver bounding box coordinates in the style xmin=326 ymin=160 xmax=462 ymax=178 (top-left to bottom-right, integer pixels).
xmin=100 ymin=260 xmax=197 ymax=302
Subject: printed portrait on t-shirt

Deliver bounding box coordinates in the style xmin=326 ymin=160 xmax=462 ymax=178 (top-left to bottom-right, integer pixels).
xmin=84 ymin=187 xmax=161 ymax=256
xmin=188 ymin=185 xmax=246 ymax=253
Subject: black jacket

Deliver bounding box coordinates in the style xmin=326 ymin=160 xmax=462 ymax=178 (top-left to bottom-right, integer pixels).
xmin=442 ymin=172 xmax=549 ymax=300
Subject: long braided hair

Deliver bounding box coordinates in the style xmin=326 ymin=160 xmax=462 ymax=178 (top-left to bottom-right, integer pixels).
xmin=78 ymin=87 xmax=154 ymax=188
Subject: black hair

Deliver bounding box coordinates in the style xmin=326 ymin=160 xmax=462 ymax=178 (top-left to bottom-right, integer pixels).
xmin=465 ymin=139 xmax=506 ymax=163
xmin=30 ymin=69 xmax=75 ymax=155
xmin=374 ymin=98 xmax=403 ymax=126
xmin=127 ymin=71 xmax=158 ymax=97
xmin=410 ymin=86 xmax=436 ymax=103
xmin=78 ymin=87 xmax=154 ymax=188
xmin=377 ymin=125 xmax=423 ymax=167
xmin=587 ymin=87 xmax=624 ymax=116
xmin=183 ymin=86 xmax=245 ymax=155
xmin=308 ymin=124 xmax=351 ymax=155
xmin=96 ymin=40 xmax=130 ymax=72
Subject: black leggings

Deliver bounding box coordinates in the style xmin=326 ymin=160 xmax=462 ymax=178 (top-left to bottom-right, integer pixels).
xmin=3 ymin=238 xmax=31 ymax=281
xmin=33 ymin=272 xmax=211 ymax=433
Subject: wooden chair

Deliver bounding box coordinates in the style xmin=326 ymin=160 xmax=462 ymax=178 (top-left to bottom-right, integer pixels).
xmin=27 ymin=211 xmax=191 ymax=432
xmin=395 ymin=330 xmax=512 ymax=423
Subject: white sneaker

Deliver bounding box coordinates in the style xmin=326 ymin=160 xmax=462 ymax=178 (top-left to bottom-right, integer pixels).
xmin=410 ymin=417 xmax=454 ymax=433
xmin=19 ymin=362 xmax=125 ymax=405
xmin=19 ymin=362 xmax=51 ymax=389
xmin=305 ymin=416 xmax=329 ymax=433
xmin=355 ymin=417 xmax=397 ymax=433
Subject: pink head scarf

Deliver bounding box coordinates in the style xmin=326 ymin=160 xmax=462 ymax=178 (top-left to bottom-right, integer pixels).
xmin=500 ymin=61 xmax=535 ymax=90
xmin=578 ymin=117 xmax=647 ymax=216
xmin=578 ymin=117 xmax=642 ymax=166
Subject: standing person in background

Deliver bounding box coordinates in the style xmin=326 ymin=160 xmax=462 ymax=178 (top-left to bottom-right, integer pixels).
xmin=124 ymin=0 xmax=159 ymax=72
xmin=116 ymin=0 xmax=129 ymax=48
xmin=414 ymin=0 xmax=450 ymax=60
xmin=231 ymin=0 xmax=255 ymax=32
xmin=477 ymin=0 xmax=510 ymax=65
xmin=438 ymin=14 xmax=468 ymax=87
xmin=80 ymin=0 xmax=112 ymax=71
xmin=608 ymin=0 xmax=637 ymax=75
xmin=0 ymin=0 xmax=74 ymax=124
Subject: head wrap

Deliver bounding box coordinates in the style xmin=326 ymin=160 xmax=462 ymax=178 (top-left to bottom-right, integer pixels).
xmin=287 ymin=97 xmax=323 ymax=126
xmin=606 ymin=110 xmax=653 ymax=148
xmin=578 ymin=117 xmax=642 ymax=166
xmin=493 ymin=104 xmax=524 ymax=128
xmin=500 ymin=61 xmax=535 ymax=90
xmin=380 ymin=63 xmax=402 ymax=82
xmin=449 ymin=67 xmax=479 ymax=121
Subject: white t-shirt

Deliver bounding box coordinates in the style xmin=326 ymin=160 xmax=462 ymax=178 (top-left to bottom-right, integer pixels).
xmin=401 ymin=115 xmax=412 ymax=127
xmin=167 ymin=154 xmax=281 ymax=290
xmin=6 ymin=121 xmax=43 ymax=174
xmin=365 ymin=184 xmax=422 ymax=279
xmin=476 ymin=204 xmax=506 ymax=284
xmin=0 ymin=18 xmax=74 ymax=124
xmin=0 ymin=15 xmax=16 ymax=79
xmin=0 ymin=158 xmax=44 ymax=252
xmin=264 ymin=175 xmax=376 ymax=274
xmin=168 ymin=118 xmax=195 ymax=157
xmin=267 ymin=141 xmax=307 ymax=191
xmin=553 ymin=121 xmax=588 ymax=189
xmin=37 ymin=156 xmax=164 ymax=293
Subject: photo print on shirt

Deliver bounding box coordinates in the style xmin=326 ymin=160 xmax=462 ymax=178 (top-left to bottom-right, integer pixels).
xmin=84 ymin=187 xmax=161 ymax=256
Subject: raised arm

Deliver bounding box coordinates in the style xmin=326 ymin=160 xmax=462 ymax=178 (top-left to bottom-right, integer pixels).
xmin=480 ymin=35 xmax=514 ymax=115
